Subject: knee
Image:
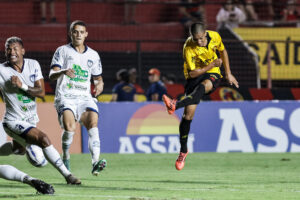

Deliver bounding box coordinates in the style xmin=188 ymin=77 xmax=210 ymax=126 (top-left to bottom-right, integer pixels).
xmin=63 ymin=122 xmax=76 ymax=132
xmin=183 ymin=115 xmax=193 ymax=121
xmin=203 ymin=82 xmax=213 ymax=93
xmin=38 ymin=133 xmax=51 ymax=148
xmin=84 ymin=116 xmax=98 ymax=130
xmin=86 ymin=122 xmax=97 ymax=130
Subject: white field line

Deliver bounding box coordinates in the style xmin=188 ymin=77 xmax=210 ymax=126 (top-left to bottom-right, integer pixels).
xmin=0 ymin=191 xmax=199 ymax=200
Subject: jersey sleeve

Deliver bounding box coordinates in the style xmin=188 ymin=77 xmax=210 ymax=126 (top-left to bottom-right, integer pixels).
xmin=184 ymin=48 xmax=196 ymax=71
xmin=0 ymin=71 xmax=4 ymax=87
xmin=215 ymin=32 xmax=225 ymax=52
xmin=91 ymin=53 xmax=102 ymax=77
xmin=34 ymin=60 xmax=44 ymax=81
xmin=50 ymin=46 xmax=65 ymax=69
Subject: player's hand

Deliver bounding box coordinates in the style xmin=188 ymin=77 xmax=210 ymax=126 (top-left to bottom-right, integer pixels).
xmin=63 ymin=69 xmax=76 ymax=78
xmin=93 ymin=82 xmax=104 ymax=97
xmin=11 ymin=76 xmax=23 ymax=88
xmin=226 ymin=74 xmax=239 ymax=88
xmin=213 ymin=59 xmax=222 ymax=67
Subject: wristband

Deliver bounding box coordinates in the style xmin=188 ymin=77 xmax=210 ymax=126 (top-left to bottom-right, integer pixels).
xmin=21 ymin=83 xmax=29 ymax=91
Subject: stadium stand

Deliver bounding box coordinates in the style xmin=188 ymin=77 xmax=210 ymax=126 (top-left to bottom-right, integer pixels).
xmin=0 ymin=0 xmax=298 ymax=99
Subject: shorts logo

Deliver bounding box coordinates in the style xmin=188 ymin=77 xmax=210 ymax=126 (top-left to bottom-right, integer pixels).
xmin=209 ymin=74 xmax=217 ymax=82
xmin=87 ymin=60 xmax=93 ymax=68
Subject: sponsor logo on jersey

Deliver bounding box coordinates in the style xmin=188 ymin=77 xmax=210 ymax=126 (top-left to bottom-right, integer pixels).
xmin=17 ymin=93 xmax=34 ymax=103
xmin=74 ymin=84 xmax=87 ymax=91
xmin=70 ymin=64 xmax=88 ymax=82
xmin=67 ymin=56 xmax=73 ymax=61
xmin=67 ymin=83 xmax=73 ymax=89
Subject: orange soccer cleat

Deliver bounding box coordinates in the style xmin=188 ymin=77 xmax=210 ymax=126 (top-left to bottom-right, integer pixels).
xmin=162 ymin=95 xmax=176 ymax=115
xmin=175 ymin=150 xmax=188 ymax=171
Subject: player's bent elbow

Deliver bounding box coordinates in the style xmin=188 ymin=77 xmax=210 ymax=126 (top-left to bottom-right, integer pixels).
xmin=189 ymin=71 xmax=200 ymax=79
xmin=36 ymin=91 xmax=45 ymax=98
xmin=49 ymin=74 xmax=58 ymax=81
xmin=189 ymin=73 xmax=196 ymax=79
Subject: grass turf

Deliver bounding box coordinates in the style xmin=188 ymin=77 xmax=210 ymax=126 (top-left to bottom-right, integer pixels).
xmin=0 ymin=153 xmax=299 ymax=200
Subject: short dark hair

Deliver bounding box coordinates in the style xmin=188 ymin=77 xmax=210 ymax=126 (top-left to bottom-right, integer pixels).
xmin=69 ymin=20 xmax=87 ymax=32
xmin=5 ymin=36 xmax=23 ymax=49
xmin=190 ymin=22 xmax=206 ymax=35
xmin=120 ymin=70 xmax=130 ymax=83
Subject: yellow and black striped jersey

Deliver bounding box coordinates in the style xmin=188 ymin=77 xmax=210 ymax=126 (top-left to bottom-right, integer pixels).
xmin=183 ymin=30 xmax=224 ymax=79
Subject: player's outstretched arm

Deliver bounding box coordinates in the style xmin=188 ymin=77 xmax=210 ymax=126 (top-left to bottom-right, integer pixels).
xmin=219 ymin=48 xmax=239 ymax=88
xmin=11 ymin=76 xmax=45 ymax=98
xmin=93 ymin=76 xmax=104 ymax=97
xmin=49 ymin=66 xmax=75 ymax=80
xmin=188 ymin=58 xmax=222 ymax=79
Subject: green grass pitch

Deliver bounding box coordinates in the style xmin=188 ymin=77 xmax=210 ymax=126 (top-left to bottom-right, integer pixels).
xmin=0 ymin=153 xmax=300 ymax=200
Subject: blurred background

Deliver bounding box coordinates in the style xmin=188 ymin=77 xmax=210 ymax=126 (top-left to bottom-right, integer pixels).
xmin=0 ymin=0 xmax=299 ymax=102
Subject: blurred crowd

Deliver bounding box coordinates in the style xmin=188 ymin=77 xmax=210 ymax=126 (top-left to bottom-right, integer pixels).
xmin=110 ymin=67 xmax=184 ymax=102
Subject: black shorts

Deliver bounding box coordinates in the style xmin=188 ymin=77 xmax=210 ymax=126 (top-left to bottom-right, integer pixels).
xmin=184 ymin=73 xmax=221 ymax=96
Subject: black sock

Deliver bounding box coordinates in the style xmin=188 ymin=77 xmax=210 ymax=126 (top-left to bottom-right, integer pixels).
xmin=176 ymin=84 xmax=205 ymax=109
xmin=179 ymin=118 xmax=192 ymax=153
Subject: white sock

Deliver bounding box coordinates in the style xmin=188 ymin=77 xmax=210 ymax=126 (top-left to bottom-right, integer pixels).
xmin=88 ymin=127 xmax=100 ymax=164
xmin=43 ymin=145 xmax=71 ymax=177
xmin=62 ymin=131 xmax=74 ymax=160
xmin=0 ymin=165 xmax=28 ymax=182
xmin=0 ymin=142 xmax=13 ymax=156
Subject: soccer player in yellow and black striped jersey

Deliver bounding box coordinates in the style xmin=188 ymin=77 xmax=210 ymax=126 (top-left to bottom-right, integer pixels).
xmin=163 ymin=22 xmax=239 ymax=171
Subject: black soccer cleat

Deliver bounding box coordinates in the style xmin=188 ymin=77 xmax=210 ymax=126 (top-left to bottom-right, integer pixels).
xmin=31 ymin=179 xmax=55 ymax=194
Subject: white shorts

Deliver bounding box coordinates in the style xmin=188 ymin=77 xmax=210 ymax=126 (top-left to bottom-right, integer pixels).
xmin=2 ymin=120 xmax=36 ymax=147
xmin=55 ymin=98 xmax=99 ymax=128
